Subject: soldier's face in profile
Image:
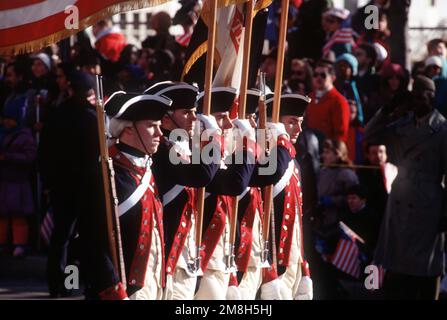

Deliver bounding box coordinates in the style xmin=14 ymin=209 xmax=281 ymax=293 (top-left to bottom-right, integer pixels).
xmin=132 ymin=120 xmax=163 ymax=154
xmin=212 ymin=112 xmax=233 ymax=131
xmin=171 ymin=108 xmax=197 ymax=136
xmin=280 ymin=115 xmax=303 ymax=144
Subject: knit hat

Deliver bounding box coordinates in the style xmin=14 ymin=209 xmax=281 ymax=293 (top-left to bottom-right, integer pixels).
xmin=413 ymin=75 xmax=436 ymax=94
xmin=67 ymin=71 xmax=95 ymax=96
xmin=373 ymin=43 xmax=388 ymax=62
xmin=381 ymin=63 xmax=405 ymax=79
xmin=425 ymin=56 xmax=443 ymax=68
xmin=32 ymin=52 xmax=51 ymax=71
xmin=336 ymin=53 xmax=359 ymax=76
xmin=323 ymin=8 xmax=350 ymax=21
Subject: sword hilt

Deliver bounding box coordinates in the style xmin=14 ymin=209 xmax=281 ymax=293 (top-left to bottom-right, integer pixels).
xmin=261 ymin=240 xmax=269 ymax=263
xmin=225 ymin=244 xmax=237 ymax=273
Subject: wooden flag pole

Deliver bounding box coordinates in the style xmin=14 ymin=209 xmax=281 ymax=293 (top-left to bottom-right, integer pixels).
xmin=195 ymin=0 xmax=218 ymax=272
xmin=95 ymin=75 xmax=127 ymax=288
xmin=227 ymin=0 xmax=256 ymax=271
xmin=261 ymin=0 xmax=289 ymax=268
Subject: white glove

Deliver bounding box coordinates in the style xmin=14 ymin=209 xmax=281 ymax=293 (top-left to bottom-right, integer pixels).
xmin=196 ymin=114 xmax=221 ymax=135
xmin=226 ymin=285 xmax=242 ymax=300
xmin=295 ymin=276 xmax=313 ymax=300
xmin=265 ymin=122 xmax=288 ymax=139
xmin=260 ymin=279 xmax=282 ymax=300
xmin=232 ymin=119 xmax=256 ymax=141
xmin=171 ymin=139 xmax=192 ymax=161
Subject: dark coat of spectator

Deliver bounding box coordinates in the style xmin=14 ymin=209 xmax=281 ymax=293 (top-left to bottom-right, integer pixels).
xmin=364 ymin=63 xmax=408 ymax=123
xmin=364 ymin=76 xmax=447 ymax=278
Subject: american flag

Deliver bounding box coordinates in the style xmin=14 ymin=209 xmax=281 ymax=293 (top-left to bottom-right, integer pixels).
xmin=330 ymin=230 xmax=361 ymax=279
xmin=322 ymin=27 xmax=357 ymax=56
xmin=175 ymin=32 xmax=193 ymax=47
xmin=40 ymin=209 xmax=54 ymax=246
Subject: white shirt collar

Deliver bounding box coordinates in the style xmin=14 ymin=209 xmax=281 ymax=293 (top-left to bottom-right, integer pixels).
xmin=121 ymin=151 xmax=151 ymax=168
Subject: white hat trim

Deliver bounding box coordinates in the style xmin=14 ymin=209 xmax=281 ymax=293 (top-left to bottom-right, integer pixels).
xmin=115 ymin=95 xmax=172 ymax=119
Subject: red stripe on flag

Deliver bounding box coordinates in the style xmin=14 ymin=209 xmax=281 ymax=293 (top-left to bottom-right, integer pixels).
xmin=331 ymin=238 xmax=361 ymax=278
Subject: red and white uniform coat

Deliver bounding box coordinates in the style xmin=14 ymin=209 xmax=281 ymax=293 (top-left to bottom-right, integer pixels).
xmin=99 ymin=144 xmax=165 ymax=299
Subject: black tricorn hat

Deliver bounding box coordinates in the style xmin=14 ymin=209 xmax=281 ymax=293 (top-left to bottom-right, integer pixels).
xmin=265 ymin=93 xmax=311 ymax=117
xmin=104 ymin=91 xmax=172 ymax=121
xmin=196 ymin=87 xmax=237 ymax=113
xmin=143 ymin=81 xmax=198 ymax=110
xmin=244 ymin=88 xmax=262 ymax=115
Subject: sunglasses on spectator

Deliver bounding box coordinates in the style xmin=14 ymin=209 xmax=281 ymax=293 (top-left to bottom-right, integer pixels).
xmin=313 ymin=72 xmax=328 ymax=79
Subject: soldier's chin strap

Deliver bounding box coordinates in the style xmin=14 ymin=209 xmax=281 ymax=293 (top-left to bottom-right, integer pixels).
xmin=133 ymin=122 xmax=152 ymax=157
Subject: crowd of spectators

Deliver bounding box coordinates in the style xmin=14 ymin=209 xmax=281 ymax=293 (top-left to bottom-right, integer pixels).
xmin=0 ymin=0 xmax=446 ymax=299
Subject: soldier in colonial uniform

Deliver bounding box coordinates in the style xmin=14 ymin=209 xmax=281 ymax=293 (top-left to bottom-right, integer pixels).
xmin=92 ymin=91 xmax=172 ymax=299
xmin=257 ymin=93 xmax=313 ymax=300
xmin=144 ymin=81 xmax=221 ymax=300
xmin=227 ymin=90 xmax=303 ymax=300
xmin=193 ymin=87 xmax=257 ymax=300
xmin=222 ymin=88 xmax=266 ymax=300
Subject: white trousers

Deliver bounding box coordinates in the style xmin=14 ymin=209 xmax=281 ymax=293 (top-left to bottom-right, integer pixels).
xmin=129 ymin=217 xmax=163 ymax=300
xmin=238 ymin=211 xmax=264 ymax=300
xmin=194 ymin=269 xmax=230 ymax=300
xmin=278 ymin=212 xmax=302 ymax=300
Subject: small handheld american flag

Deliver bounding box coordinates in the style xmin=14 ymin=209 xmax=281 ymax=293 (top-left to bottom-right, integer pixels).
xmin=40 ymin=209 xmax=54 ymax=246
xmin=330 ymin=227 xmax=361 ymax=279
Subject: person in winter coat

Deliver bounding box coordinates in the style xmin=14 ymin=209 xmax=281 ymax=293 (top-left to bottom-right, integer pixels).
xmin=364 ymin=76 xmax=447 ymax=300
xmin=0 ymin=100 xmax=37 ymax=257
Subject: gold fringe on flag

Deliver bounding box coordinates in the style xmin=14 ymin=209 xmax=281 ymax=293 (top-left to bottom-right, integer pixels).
xmin=0 ymin=0 xmax=172 ymax=56
xmin=181 ymin=41 xmax=208 ymax=81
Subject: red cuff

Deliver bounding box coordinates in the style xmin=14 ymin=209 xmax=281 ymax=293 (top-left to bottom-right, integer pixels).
xmin=98 ymin=282 xmax=127 ymax=300
xmin=229 ymin=273 xmax=239 ymax=287
xmin=301 ymin=260 xmax=311 ymax=277
xmin=262 ymin=265 xmax=278 ymax=284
